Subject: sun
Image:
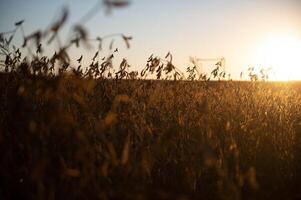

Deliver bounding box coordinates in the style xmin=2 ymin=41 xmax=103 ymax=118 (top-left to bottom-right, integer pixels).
xmin=255 ymin=33 xmax=301 ymax=81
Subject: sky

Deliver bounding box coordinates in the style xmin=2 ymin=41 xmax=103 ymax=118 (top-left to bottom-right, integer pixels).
xmin=0 ymin=0 xmax=301 ymax=80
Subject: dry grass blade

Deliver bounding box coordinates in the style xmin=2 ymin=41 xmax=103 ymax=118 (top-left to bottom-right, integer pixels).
xmin=121 ymin=134 xmax=131 ymax=165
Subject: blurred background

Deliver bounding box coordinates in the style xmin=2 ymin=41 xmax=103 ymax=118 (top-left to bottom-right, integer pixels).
xmin=0 ymin=0 xmax=301 ymax=80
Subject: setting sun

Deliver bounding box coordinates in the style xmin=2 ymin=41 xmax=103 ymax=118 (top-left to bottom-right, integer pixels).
xmin=256 ymin=33 xmax=301 ymax=81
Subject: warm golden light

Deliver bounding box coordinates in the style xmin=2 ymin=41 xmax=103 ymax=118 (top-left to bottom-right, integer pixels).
xmin=256 ymin=33 xmax=301 ymax=81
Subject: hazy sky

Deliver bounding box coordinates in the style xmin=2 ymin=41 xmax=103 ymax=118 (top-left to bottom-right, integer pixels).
xmin=1 ymin=0 xmax=301 ymax=79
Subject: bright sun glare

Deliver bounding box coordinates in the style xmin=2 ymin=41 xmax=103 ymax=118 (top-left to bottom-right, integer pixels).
xmin=256 ymin=33 xmax=301 ymax=81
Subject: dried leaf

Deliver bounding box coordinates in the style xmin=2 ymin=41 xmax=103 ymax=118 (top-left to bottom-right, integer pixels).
xmin=50 ymin=7 xmax=68 ymax=33
xmin=15 ymin=20 xmax=25 ymax=26
xmin=77 ymin=55 xmax=83 ymax=63
xmin=74 ymin=25 xmax=88 ymax=40
xmin=109 ymin=39 xmax=115 ymax=50
xmin=104 ymin=0 xmax=130 ymax=8
xmin=66 ymin=168 xmax=80 ymax=177
xmin=92 ymin=51 xmax=99 ymax=61
xmin=122 ymin=35 xmax=132 ymax=49
xmin=104 ymin=112 xmax=117 ymax=126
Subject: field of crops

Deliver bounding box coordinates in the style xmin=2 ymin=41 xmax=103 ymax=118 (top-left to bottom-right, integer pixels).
xmin=1 ymin=5 xmax=301 ymax=198
xmin=1 ymin=70 xmax=301 ymax=199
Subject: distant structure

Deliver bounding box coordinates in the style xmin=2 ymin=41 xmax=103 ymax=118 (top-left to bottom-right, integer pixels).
xmin=190 ymin=57 xmax=226 ymax=78
xmin=196 ymin=57 xmax=226 ymax=71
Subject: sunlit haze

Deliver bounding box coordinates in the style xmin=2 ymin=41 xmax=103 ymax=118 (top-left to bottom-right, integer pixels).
xmin=253 ymin=32 xmax=301 ymax=81
xmin=1 ymin=0 xmax=301 ymax=80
